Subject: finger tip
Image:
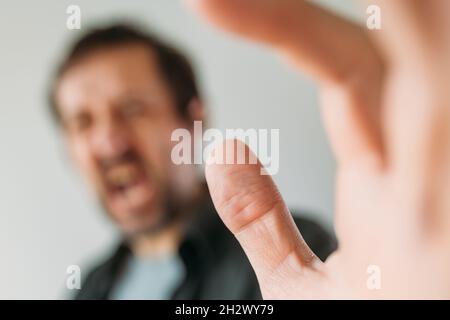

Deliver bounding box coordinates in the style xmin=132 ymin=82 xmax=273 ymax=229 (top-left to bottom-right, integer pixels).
xmin=204 ymin=138 xmax=261 ymax=180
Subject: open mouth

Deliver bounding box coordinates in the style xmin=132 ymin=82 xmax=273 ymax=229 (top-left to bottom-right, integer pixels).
xmin=106 ymin=163 xmax=144 ymax=192
xmin=102 ymin=161 xmax=154 ymax=211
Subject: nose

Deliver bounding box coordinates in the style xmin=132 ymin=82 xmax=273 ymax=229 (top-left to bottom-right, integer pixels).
xmin=90 ymin=113 xmax=131 ymax=159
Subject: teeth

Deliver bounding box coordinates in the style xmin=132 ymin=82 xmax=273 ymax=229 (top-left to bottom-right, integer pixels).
xmin=107 ymin=165 xmax=139 ymax=188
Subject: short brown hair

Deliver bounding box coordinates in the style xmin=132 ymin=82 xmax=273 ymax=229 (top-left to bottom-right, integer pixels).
xmin=49 ymin=23 xmax=201 ymax=124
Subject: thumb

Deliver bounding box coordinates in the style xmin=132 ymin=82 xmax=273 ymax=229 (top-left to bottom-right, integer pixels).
xmin=205 ymin=140 xmax=321 ymax=295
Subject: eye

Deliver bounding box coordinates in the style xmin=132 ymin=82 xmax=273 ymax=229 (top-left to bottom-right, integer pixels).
xmin=120 ymin=101 xmax=147 ymax=117
xmin=71 ymin=112 xmax=93 ymax=132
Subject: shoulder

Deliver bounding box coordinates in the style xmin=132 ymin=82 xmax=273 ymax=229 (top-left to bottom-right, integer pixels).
xmin=74 ymin=244 xmax=129 ymax=300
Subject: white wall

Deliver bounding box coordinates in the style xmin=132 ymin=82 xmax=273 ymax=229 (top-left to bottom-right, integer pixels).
xmin=0 ymin=0 xmax=360 ymax=299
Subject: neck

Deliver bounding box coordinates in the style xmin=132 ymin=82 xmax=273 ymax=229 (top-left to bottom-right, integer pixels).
xmin=130 ymin=219 xmax=185 ymax=258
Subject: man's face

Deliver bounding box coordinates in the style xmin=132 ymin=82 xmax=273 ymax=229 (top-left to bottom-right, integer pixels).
xmin=56 ymin=44 xmax=191 ymax=235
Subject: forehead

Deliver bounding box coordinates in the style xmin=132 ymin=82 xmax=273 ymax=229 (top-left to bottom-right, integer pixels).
xmin=56 ymin=44 xmax=166 ymax=115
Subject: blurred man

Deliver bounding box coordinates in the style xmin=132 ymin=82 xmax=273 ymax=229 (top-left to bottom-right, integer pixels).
xmin=49 ymin=24 xmax=335 ymax=300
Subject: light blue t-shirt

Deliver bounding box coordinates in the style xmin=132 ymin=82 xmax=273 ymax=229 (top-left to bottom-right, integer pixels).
xmin=110 ymin=253 xmax=185 ymax=300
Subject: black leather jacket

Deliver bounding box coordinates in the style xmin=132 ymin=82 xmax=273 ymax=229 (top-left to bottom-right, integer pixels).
xmin=75 ymin=196 xmax=336 ymax=300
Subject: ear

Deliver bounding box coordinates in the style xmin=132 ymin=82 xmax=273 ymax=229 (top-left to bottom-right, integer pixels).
xmin=186 ymin=97 xmax=205 ymax=125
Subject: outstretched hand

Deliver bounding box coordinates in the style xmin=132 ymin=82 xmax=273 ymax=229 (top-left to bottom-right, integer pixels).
xmin=187 ymin=0 xmax=450 ymax=299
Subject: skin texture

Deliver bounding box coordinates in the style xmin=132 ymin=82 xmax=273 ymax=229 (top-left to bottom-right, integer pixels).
xmin=56 ymin=44 xmax=201 ymax=253
xmin=187 ymin=0 xmax=450 ymax=298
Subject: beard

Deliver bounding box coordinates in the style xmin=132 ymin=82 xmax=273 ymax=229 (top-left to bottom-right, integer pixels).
xmin=98 ymin=182 xmax=192 ymax=240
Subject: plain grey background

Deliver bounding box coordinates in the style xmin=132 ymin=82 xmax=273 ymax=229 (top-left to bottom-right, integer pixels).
xmin=0 ymin=0 xmax=361 ymax=299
